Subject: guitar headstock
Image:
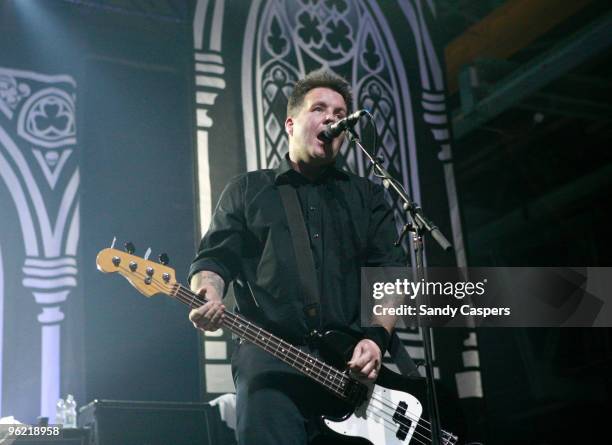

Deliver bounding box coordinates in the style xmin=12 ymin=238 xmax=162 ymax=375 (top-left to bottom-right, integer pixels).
xmin=96 ymin=248 xmax=177 ymax=298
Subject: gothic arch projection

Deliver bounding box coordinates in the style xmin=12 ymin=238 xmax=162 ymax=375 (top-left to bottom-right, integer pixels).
xmin=240 ymin=0 xmax=451 ymax=382
xmin=398 ymin=0 xmax=467 ymax=268
xmin=193 ymin=0 xmax=228 ymax=236
xmin=242 ymin=0 xmax=301 ymax=171
xmin=242 ymin=0 xmax=423 ymax=245
xmin=0 ymin=67 xmax=79 ymax=419
xmin=192 ymin=0 xmax=236 ymax=396
xmin=399 ymin=0 xmax=483 ymax=400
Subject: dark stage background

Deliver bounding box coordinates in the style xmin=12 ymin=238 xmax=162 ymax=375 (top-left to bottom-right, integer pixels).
xmin=1 ymin=1 xmax=611 ymax=444
xmin=0 ymin=0 xmax=200 ymax=424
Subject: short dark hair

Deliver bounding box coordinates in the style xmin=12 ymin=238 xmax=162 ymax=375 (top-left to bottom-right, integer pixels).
xmin=287 ymin=69 xmax=353 ymax=117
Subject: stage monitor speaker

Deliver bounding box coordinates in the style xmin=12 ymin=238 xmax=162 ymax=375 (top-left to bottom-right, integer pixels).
xmin=78 ymin=399 xmax=235 ymax=445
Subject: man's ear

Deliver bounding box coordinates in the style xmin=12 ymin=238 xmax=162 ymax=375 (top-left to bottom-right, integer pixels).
xmin=285 ymin=116 xmax=294 ymax=137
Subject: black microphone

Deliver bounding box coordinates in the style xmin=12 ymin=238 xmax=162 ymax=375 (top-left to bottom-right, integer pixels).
xmin=319 ymin=109 xmax=368 ymax=141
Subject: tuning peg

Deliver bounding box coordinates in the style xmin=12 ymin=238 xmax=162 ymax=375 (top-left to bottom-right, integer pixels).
xmin=144 ymin=247 xmax=152 ymax=260
xmin=110 ymin=236 xmax=117 ymax=249
xmin=124 ymin=241 xmax=135 ymax=254
xmin=159 ymin=253 xmax=169 ymax=265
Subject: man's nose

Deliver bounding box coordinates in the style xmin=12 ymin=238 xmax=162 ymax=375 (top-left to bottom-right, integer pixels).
xmin=323 ymin=113 xmax=336 ymax=124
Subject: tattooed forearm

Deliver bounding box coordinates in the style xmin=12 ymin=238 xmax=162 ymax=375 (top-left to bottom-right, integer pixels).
xmin=190 ymin=270 xmax=225 ymax=301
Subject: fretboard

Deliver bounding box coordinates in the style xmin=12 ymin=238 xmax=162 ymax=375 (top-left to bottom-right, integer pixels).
xmin=171 ymin=283 xmax=351 ymax=400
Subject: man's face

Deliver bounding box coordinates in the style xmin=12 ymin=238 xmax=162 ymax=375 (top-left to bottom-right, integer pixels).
xmin=285 ymin=87 xmax=347 ymax=166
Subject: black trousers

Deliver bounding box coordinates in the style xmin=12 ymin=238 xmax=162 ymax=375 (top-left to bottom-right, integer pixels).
xmin=231 ymin=341 xmax=354 ymax=445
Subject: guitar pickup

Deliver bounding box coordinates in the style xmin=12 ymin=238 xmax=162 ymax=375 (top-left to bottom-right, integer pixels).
xmin=393 ymin=401 xmax=411 ymax=441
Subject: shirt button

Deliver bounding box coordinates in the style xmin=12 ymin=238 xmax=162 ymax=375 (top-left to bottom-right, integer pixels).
xmin=309 ymin=206 xmax=316 ymax=211
xmin=313 ymin=233 xmax=320 ymax=239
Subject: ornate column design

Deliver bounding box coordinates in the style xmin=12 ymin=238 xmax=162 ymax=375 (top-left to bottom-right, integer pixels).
xmin=192 ymin=0 xmax=233 ymax=396
xmin=398 ymin=0 xmax=467 ymax=268
xmin=193 ymin=0 xmax=227 ymax=235
xmin=398 ymin=0 xmax=483 ymax=399
xmin=0 ymin=68 xmax=79 ymax=418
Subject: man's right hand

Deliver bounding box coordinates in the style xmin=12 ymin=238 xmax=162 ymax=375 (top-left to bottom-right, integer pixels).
xmin=189 ymin=270 xmax=225 ymax=332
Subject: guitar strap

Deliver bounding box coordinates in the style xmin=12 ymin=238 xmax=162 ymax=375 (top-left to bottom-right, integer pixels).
xmin=278 ymin=184 xmax=321 ymax=331
xmin=279 ymin=184 xmax=421 ymax=376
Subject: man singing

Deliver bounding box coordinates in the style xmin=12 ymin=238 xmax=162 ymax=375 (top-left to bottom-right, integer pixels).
xmin=188 ymin=69 xmax=405 ymax=444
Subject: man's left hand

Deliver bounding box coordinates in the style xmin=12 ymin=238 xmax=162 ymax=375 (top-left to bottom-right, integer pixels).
xmin=347 ymin=339 xmax=382 ymax=381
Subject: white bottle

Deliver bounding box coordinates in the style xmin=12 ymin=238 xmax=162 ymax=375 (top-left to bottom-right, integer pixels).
xmin=55 ymin=398 xmax=66 ymax=426
xmin=64 ymin=394 xmax=77 ymax=428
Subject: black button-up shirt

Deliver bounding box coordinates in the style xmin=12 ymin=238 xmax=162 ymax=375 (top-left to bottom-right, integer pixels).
xmin=188 ymin=156 xmax=406 ymax=344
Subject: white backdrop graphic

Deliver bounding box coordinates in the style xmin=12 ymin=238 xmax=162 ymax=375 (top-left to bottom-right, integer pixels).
xmin=192 ymin=0 xmax=482 ymax=404
xmin=192 ymin=0 xmax=234 ymax=395
xmin=241 ymin=0 xmax=438 ymax=383
xmin=242 ymin=0 xmax=421 ymax=229
xmin=398 ymin=0 xmax=481 ymax=399
xmin=0 ymin=67 xmax=79 ymax=419
xmin=239 ymin=0 xmax=481 ymax=399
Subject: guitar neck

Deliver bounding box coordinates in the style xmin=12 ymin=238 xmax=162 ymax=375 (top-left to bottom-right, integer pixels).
xmin=170 ymin=283 xmax=351 ymax=400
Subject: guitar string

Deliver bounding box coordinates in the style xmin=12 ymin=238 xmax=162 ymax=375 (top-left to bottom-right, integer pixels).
xmin=111 ymin=265 xmax=349 ymax=398
xmin=362 ymin=406 xmax=430 ymax=445
xmin=178 ymin=285 xmax=355 ymax=397
xmin=176 ymin=284 xmax=356 ymax=394
xmin=224 ymin=316 xmax=348 ymax=397
xmin=130 ymin=270 xmax=451 ymax=445
xmin=113 ymin=265 xmax=454 ymax=444
xmin=215 ymin=310 xmax=444 ymax=445
xmin=219 ymin=309 xmax=444 ymax=445
xmin=346 ymin=404 xmax=429 ymax=445
xmin=171 ymin=283 xmax=454 ymax=444
xmin=214 ymin=307 xmax=435 ymax=445
xmin=169 ymin=280 xmax=451 ymax=445
xmin=120 ymin=269 xmax=450 ymax=445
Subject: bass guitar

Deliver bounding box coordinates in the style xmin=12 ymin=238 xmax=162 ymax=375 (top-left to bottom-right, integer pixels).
xmin=96 ymin=247 xmax=459 ymax=445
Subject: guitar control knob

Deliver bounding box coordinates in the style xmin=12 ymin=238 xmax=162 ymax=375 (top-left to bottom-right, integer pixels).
xmin=146 ymin=267 xmax=154 ymax=276
xmin=112 ymin=256 xmax=120 ymax=266
xmin=124 ymin=242 xmax=135 ymax=254
xmin=129 ymin=261 xmax=137 ymax=272
xmin=159 ymin=253 xmax=169 ymax=265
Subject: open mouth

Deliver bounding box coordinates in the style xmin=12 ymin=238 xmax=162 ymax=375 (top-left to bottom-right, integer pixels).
xmin=317 ymin=131 xmax=331 ymax=143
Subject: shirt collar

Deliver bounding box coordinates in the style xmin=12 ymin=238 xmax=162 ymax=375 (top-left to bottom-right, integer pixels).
xmin=274 ymin=153 xmax=349 ymax=184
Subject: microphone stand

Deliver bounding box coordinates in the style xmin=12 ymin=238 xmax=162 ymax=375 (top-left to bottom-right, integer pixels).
xmin=347 ymin=127 xmax=452 ymax=445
